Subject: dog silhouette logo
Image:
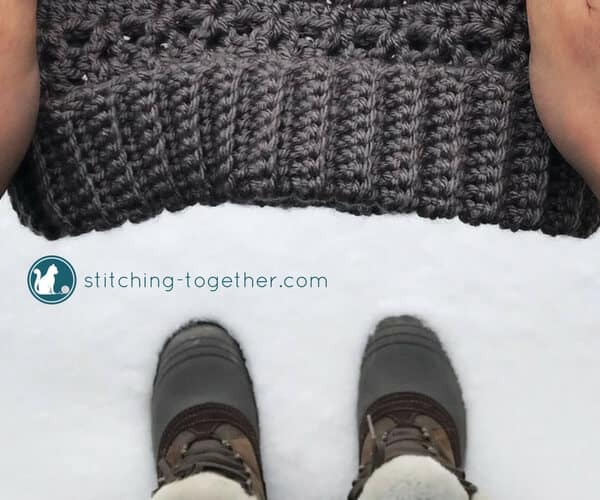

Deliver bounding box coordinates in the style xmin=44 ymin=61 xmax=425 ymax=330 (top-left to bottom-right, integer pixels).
xmin=28 ymin=256 xmax=76 ymax=304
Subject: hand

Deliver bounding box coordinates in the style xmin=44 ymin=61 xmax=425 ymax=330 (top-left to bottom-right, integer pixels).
xmin=527 ymin=0 xmax=600 ymax=197
xmin=0 ymin=0 xmax=39 ymax=196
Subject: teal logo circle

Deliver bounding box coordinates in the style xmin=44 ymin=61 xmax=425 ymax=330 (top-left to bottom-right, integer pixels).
xmin=28 ymin=256 xmax=77 ymax=304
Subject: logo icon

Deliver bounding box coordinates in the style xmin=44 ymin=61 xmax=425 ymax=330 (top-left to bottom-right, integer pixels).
xmin=28 ymin=256 xmax=76 ymax=304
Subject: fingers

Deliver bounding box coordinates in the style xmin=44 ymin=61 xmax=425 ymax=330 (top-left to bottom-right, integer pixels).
xmin=0 ymin=0 xmax=38 ymax=73
xmin=0 ymin=1 xmax=38 ymax=34
xmin=526 ymin=0 xmax=591 ymax=26
xmin=0 ymin=1 xmax=39 ymax=195
xmin=526 ymin=0 xmax=562 ymax=48
xmin=527 ymin=0 xmax=597 ymax=54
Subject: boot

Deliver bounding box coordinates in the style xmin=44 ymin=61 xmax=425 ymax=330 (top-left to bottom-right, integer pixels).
xmin=151 ymin=321 xmax=266 ymax=500
xmin=348 ymin=316 xmax=477 ymax=500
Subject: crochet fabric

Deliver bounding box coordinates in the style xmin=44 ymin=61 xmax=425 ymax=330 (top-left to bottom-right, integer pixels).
xmin=9 ymin=0 xmax=600 ymax=239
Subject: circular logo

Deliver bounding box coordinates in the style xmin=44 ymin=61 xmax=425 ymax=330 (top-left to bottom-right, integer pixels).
xmin=28 ymin=256 xmax=77 ymax=304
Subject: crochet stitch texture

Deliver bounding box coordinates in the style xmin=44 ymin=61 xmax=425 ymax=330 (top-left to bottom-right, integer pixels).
xmin=9 ymin=0 xmax=600 ymax=239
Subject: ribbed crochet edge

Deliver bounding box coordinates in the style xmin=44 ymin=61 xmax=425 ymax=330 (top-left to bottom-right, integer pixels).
xmin=9 ymin=53 xmax=600 ymax=239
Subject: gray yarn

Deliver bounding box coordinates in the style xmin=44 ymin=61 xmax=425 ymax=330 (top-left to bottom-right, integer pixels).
xmin=9 ymin=0 xmax=600 ymax=239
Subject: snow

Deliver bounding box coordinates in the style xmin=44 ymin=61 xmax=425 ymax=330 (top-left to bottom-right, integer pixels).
xmin=1 ymin=195 xmax=598 ymax=500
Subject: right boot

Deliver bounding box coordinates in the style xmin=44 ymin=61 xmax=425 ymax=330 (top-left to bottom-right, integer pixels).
xmin=348 ymin=316 xmax=478 ymax=500
xmin=151 ymin=321 xmax=266 ymax=500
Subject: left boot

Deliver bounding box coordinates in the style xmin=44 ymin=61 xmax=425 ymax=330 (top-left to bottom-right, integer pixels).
xmin=151 ymin=321 xmax=266 ymax=500
xmin=348 ymin=316 xmax=478 ymax=500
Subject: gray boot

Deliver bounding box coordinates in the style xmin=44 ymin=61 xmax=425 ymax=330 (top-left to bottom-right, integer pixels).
xmin=152 ymin=321 xmax=266 ymax=500
xmin=348 ymin=316 xmax=477 ymax=500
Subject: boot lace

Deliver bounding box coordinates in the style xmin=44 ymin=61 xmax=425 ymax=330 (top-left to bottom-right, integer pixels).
xmin=157 ymin=435 xmax=253 ymax=495
xmin=348 ymin=415 xmax=478 ymax=500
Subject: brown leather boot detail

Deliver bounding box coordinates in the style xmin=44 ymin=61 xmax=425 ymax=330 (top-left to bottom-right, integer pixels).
xmin=348 ymin=393 xmax=477 ymax=500
xmin=155 ymin=404 xmax=266 ymax=500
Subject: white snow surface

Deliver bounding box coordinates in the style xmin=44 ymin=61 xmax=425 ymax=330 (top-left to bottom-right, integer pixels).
xmin=1 ymin=195 xmax=598 ymax=500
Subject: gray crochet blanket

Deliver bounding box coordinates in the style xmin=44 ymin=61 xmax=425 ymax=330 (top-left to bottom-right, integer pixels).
xmin=9 ymin=0 xmax=600 ymax=239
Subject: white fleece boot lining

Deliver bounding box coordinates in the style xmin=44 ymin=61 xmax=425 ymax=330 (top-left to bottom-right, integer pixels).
xmin=152 ymin=471 xmax=256 ymax=500
xmin=358 ymin=456 xmax=470 ymax=500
